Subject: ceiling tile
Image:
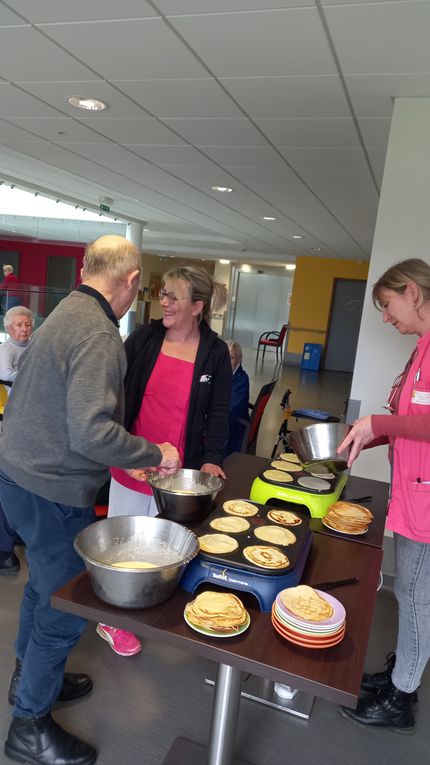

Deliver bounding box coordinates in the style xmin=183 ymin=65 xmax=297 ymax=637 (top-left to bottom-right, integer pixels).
xmin=124 ymin=145 xmax=214 ymax=165
xmin=79 ymin=117 xmax=185 ymax=144
xmin=0 ymin=84 xmax=64 ymax=118
xmin=202 ymin=146 xmax=282 ymax=167
xmin=221 ymin=75 xmax=350 ymax=118
xmin=279 ymin=146 xmax=370 ymax=171
xmin=39 ymin=19 xmax=208 ymax=80
xmin=170 ymin=9 xmax=337 ymax=77
xmin=325 ymin=1 xmax=430 ymax=75
xmin=18 ymin=81 xmax=148 ymax=118
xmin=112 ymin=78 xmax=242 ymax=118
xmin=158 ymin=0 xmax=313 ymax=12
xmin=345 ymin=73 xmax=430 ymax=118
xmin=10 ymin=0 xmax=157 ymax=22
xmin=162 ymin=118 xmax=267 ymax=146
xmin=255 ymin=118 xmax=360 ymax=147
xmin=358 ymin=118 xmax=391 ymax=149
xmin=0 ymin=27 xmax=96 ymax=81
xmin=6 ymin=118 xmax=106 ymax=143
xmin=0 ymin=5 xmax=27 ymax=25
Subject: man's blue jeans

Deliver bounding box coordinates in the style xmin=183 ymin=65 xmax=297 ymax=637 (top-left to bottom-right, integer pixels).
xmin=0 ymin=469 xmax=95 ymax=717
xmin=0 ymin=501 xmax=16 ymax=552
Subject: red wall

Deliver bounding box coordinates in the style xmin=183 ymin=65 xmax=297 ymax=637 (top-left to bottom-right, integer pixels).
xmin=0 ymin=237 xmax=85 ymax=287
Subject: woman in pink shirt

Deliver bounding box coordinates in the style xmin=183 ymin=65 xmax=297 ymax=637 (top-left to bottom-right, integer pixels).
xmin=338 ymin=259 xmax=430 ymax=732
xmin=97 ymin=266 xmax=231 ymax=656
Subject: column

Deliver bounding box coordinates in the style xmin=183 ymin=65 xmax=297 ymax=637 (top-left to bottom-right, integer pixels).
xmin=119 ymin=222 xmax=143 ymax=336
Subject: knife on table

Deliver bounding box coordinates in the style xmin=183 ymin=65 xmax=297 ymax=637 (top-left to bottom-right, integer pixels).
xmin=312 ymin=576 xmax=359 ymax=591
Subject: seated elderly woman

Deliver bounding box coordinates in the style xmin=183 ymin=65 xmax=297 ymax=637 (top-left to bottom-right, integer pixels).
xmin=0 ymin=306 xmax=34 ymax=384
xmin=0 ymin=306 xmax=33 ymax=575
xmin=225 ymin=339 xmax=250 ymax=455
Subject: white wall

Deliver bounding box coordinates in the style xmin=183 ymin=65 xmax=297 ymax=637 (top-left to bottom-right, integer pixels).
xmin=350 ymin=98 xmax=430 ymax=480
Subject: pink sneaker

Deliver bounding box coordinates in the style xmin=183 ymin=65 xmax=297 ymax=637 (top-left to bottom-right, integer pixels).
xmin=96 ymin=623 xmax=142 ymax=656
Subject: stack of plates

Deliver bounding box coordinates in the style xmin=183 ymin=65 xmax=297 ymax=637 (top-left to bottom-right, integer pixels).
xmin=272 ymin=590 xmax=346 ymax=648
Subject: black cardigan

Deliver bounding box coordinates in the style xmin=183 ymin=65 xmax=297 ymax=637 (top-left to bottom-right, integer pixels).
xmin=123 ymin=320 xmax=232 ymax=468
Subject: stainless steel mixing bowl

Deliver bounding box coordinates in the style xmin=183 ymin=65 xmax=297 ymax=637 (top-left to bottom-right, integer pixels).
xmin=288 ymin=422 xmax=351 ymax=472
xmin=74 ymin=515 xmax=199 ymax=608
xmin=147 ymin=468 xmax=224 ymax=523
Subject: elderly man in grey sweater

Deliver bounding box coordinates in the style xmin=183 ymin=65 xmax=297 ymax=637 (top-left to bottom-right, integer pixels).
xmin=0 ymin=235 xmax=180 ymax=765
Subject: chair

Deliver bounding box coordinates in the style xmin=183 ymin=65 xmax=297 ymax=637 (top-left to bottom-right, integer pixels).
xmin=0 ymin=383 xmax=9 ymax=427
xmin=256 ymin=324 xmax=288 ymax=363
xmin=238 ymin=379 xmax=277 ymax=455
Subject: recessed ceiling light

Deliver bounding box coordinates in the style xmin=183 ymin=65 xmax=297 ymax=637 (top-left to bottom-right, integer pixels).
xmin=211 ymin=185 xmax=234 ymax=193
xmin=262 ymin=216 xmax=277 ymax=221
xmin=285 ymin=264 xmax=296 ymax=271
xmin=143 ymin=227 xmax=150 ymax=232
xmin=219 ymin=259 xmax=231 ymax=265
xmin=67 ymin=96 xmax=108 ymax=111
xmin=311 ymin=247 xmax=322 ymax=252
xmin=292 ymin=234 xmax=303 ymax=239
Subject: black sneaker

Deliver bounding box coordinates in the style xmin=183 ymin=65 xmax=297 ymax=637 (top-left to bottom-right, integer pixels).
xmin=0 ymin=551 xmax=20 ymax=575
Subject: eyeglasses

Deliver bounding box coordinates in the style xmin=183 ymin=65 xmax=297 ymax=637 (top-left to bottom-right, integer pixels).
xmin=158 ymin=288 xmax=189 ymax=305
xmin=384 ymin=348 xmax=418 ymax=413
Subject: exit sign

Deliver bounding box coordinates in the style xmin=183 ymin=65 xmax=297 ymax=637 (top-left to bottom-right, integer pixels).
xmin=100 ymin=203 xmax=110 ymax=212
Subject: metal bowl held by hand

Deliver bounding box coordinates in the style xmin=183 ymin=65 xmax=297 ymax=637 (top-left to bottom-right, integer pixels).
xmin=74 ymin=515 xmax=199 ymax=609
xmin=289 ymin=422 xmax=351 ymax=473
xmin=147 ymin=468 xmax=224 ymax=523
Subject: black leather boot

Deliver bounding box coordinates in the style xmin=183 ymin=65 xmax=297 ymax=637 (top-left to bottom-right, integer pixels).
xmin=361 ymin=650 xmax=396 ymax=693
xmin=0 ymin=551 xmax=20 ymax=575
xmin=339 ymin=679 xmax=415 ymax=733
xmin=5 ymin=712 xmax=96 ymax=765
xmin=8 ymin=660 xmax=93 ymax=706
xmin=361 ymin=651 xmax=418 ymax=702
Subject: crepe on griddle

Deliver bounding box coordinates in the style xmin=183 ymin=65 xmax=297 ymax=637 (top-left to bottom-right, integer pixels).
xmin=278 ymin=452 xmax=301 ymax=463
xmin=223 ymin=499 xmax=259 ymax=517
xmin=263 ymin=469 xmax=294 ymax=483
xmin=243 ymin=545 xmax=290 ymax=569
xmin=210 ymin=516 xmax=250 ymax=533
xmin=267 ymin=509 xmax=302 ymax=526
xmin=198 ymin=533 xmax=238 ymax=554
xmin=270 ymin=460 xmax=302 ymax=473
xmin=280 ymin=585 xmax=334 ymax=622
xmin=254 ymin=525 xmax=296 ymax=546
xmin=185 ymin=591 xmax=248 ymax=632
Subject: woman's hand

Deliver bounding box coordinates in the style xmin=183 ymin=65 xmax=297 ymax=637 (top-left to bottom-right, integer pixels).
xmin=201 ymin=463 xmax=226 ymax=480
xmin=337 ymin=416 xmax=375 ymax=467
xmin=125 ymin=468 xmax=152 ymax=482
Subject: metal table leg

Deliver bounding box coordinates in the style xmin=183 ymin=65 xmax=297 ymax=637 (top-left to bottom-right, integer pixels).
xmin=208 ymin=663 xmax=243 ymax=765
xmin=163 ymin=663 xmax=250 ymax=765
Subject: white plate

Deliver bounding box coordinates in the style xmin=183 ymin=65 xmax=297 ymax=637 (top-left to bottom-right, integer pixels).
xmin=322 ymin=516 xmax=368 ymax=536
xmin=183 ymin=609 xmax=251 ymax=638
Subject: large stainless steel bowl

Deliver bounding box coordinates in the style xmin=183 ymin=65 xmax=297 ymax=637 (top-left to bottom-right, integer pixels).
xmin=289 ymin=422 xmax=351 ymax=472
xmin=147 ymin=468 xmax=223 ymax=523
xmin=74 ymin=515 xmax=199 ymax=609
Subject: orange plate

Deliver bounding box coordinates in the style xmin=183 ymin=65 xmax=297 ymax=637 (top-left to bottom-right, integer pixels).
xmin=272 ymin=613 xmax=345 ymax=648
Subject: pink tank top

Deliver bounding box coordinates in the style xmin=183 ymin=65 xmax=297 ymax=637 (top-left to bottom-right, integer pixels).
xmin=111 ymin=352 xmax=194 ymax=495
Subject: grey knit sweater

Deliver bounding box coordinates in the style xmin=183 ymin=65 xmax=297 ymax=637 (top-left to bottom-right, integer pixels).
xmin=0 ymin=290 xmax=162 ymax=506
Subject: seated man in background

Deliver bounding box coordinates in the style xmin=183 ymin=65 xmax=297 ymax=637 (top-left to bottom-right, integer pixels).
xmin=0 ymin=306 xmax=33 ymax=574
xmin=0 ymin=306 xmax=34 ymax=384
xmin=225 ymin=339 xmax=250 ymax=455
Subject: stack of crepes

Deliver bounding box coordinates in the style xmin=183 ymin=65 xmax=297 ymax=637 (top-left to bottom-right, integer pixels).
xmin=323 ymin=501 xmax=374 ymax=534
xmin=272 ymin=585 xmax=346 ymax=648
xmin=184 ymin=591 xmax=249 ymax=635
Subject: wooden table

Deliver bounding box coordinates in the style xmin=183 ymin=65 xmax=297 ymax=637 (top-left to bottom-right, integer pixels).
xmin=52 ymin=453 xmax=388 ymax=765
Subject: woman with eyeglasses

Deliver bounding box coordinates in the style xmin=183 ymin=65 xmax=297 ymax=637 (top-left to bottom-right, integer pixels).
xmin=337 ymin=259 xmax=430 ymax=733
xmin=97 ymin=266 xmax=231 ymax=656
